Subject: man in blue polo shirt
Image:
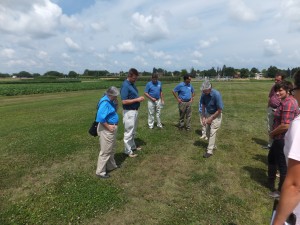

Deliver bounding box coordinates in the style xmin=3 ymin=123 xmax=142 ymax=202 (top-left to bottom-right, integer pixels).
xmin=120 ymin=68 xmax=145 ymax=158
xmin=200 ymin=80 xmax=224 ymax=158
xmin=172 ymin=75 xmax=195 ymax=131
xmin=144 ymin=74 xmax=165 ymax=129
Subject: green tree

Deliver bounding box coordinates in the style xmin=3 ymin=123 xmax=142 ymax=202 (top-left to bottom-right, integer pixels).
xmin=250 ymin=67 xmax=259 ymax=74
xmin=190 ymin=67 xmax=196 ymax=78
xmin=16 ymin=71 xmax=32 ymax=78
xmin=181 ymin=69 xmax=188 ymax=76
xmin=68 ymin=71 xmax=79 ymax=78
xmin=44 ymin=71 xmax=64 ymax=77
xmin=240 ymin=68 xmax=250 ymax=78
xmin=223 ymin=67 xmax=235 ymax=77
xmin=266 ymin=66 xmax=279 ymax=78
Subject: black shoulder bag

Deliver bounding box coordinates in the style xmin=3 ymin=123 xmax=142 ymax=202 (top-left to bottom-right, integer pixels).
xmin=88 ymin=100 xmax=108 ymax=137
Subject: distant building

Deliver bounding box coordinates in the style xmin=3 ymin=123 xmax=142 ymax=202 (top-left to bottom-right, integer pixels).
xmin=255 ymin=73 xmax=263 ymax=80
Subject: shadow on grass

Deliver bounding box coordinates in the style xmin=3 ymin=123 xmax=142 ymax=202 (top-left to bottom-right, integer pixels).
xmin=195 ymin=129 xmax=202 ymax=136
xmin=135 ymin=138 xmax=146 ymax=147
xmin=252 ymin=137 xmax=268 ymax=147
xmin=253 ymin=154 xmax=268 ymax=166
xmin=114 ymin=138 xmax=146 ymax=166
xmin=114 ymin=153 xmax=127 ymax=166
xmin=193 ymin=140 xmax=207 ymax=149
xmin=243 ymin=166 xmax=268 ymax=188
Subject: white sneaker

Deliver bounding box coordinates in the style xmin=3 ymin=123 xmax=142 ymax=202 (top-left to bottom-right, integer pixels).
xmin=200 ymin=135 xmax=208 ymax=140
xmin=269 ymin=190 xmax=280 ymax=198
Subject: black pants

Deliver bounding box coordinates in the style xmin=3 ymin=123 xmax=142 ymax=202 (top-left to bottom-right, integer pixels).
xmin=267 ymin=139 xmax=287 ymax=191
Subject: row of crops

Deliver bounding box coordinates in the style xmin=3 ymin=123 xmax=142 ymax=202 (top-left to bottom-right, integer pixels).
xmin=0 ymin=76 xmax=183 ymax=96
xmin=0 ymin=81 xmax=127 ymax=96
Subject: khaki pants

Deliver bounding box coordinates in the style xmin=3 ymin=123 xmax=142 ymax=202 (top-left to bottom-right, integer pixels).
xmin=147 ymin=99 xmax=162 ymax=128
xmin=96 ymin=123 xmax=118 ymax=176
xmin=123 ymin=110 xmax=138 ymax=155
xmin=206 ymin=113 xmax=222 ymax=154
xmin=199 ymin=113 xmax=206 ymax=137
xmin=178 ymin=102 xmax=192 ymax=129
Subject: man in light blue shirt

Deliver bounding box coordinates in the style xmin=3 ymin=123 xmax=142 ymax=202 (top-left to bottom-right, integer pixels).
xmin=144 ymin=74 xmax=164 ymax=129
xmin=200 ymin=80 xmax=224 ymax=158
xmin=172 ymin=75 xmax=195 ymax=131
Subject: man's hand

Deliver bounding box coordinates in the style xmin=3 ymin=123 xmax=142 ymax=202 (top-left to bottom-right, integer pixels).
xmin=107 ymin=124 xmax=116 ymax=132
xmin=138 ymin=96 xmax=145 ymax=102
xmin=206 ymin=116 xmax=213 ymax=125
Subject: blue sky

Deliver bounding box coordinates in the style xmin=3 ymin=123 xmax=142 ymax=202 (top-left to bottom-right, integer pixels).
xmin=0 ymin=0 xmax=299 ymax=74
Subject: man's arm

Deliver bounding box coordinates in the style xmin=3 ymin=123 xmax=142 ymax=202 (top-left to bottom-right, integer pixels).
xmin=122 ymin=97 xmax=144 ymax=105
xmin=272 ymin=159 xmax=300 ymax=225
xmin=270 ymin=123 xmax=289 ymax=138
xmin=144 ymin=92 xmax=156 ymax=102
xmin=160 ymin=91 xmax=164 ymax=104
xmin=172 ymin=90 xmax=181 ymax=103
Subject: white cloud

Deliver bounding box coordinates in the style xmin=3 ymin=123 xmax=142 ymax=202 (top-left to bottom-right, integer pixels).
xmin=279 ymin=0 xmax=300 ymax=31
xmin=148 ymin=49 xmax=171 ymax=60
xmin=182 ymin=16 xmax=202 ymax=29
xmin=64 ymin=37 xmax=80 ymax=50
xmin=192 ymin=50 xmax=203 ymax=58
xmin=109 ymin=42 xmax=136 ymax=53
xmin=131 ymin=12 xmax=170 ymax=43
xmin=134 ymin=56 xmax=148 ymax=66
xmin=1 ymin=48 xmax=15 ymax=58
xmin=60 ymin=15 xmax=83 ymax=30
xmin=0 ymin=0 xmax=62 ymax=38
xmin=263 ymin=39 xmax=282 ymax=56
xmin=199 ymin=37 xmax=218 ymax=49
xmin=90 ymin=21 xmax=107 ymax=32
xmin=229 ymin=0 xmax=258 ymax=22
xmin=61 ymin=53 xmax=70 ymax=59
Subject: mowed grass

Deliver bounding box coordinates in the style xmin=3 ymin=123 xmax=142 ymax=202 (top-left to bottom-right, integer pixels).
xmin=0 ymin=80 xmax=274 ymax=224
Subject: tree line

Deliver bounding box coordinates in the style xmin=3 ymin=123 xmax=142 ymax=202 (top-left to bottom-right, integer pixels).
xmin=1 ymin=65 xmax=299 ymax=79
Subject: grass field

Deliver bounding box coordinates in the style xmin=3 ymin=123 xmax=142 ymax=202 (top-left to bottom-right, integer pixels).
xmin=0 ymin=80 xmax=275 ymax=224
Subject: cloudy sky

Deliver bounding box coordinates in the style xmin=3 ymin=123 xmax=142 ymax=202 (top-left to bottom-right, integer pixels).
xmin=0 ymin=0 xmax=299 ymax=74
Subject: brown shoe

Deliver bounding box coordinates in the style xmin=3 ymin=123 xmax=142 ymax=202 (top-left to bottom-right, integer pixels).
xmin=128 ymin=153 xmax=138 ymax=158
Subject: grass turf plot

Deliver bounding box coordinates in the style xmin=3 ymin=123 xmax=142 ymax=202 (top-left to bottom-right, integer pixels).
xmin=0 ymin=80 xmax=275 ymax=224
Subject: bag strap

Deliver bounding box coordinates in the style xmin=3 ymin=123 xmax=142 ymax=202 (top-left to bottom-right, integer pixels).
xmin=94 ymin=99 xmax=109 ymax=121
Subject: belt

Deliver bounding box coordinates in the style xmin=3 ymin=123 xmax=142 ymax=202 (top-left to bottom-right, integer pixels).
xmin=181 ymin=99 xmax=191 ymax=102
xmin=108 ymin=123 xmax=118 ymax=125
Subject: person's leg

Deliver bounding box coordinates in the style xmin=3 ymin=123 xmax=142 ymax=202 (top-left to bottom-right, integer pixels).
xmin=96 ymin=124 xmax=113 ymax=175
xmin=277 ymin=139 xmax=287 ymax=192
xmin=106 ymin=126 xmax=118 ymax=171
xmin=156 ymin=99 xmax=162 ymax=128
xmin=206 ymin=113 xmax=222 ymax=154
xmin=147 ymin=100 xmax=155 ymax=129
xmin=268 ymin=141 xmax=278 ymax=191
xmin=123 ymin=110 xmax=136 ymax=155
xmin=267 ymin=107 xmax=275 ymax=147
xmin=199 ymin=114 xmax=207 ymax=138
xmin=131 ymin=110 xmax=139 ymax=150
xmin=178 ymin=102 xmax=186 ymax=128
xmin=185 ymin=102 xmax=192 ymax=130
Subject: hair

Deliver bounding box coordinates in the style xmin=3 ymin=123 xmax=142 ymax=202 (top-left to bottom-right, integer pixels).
xmin=106 ymin=86 xmax=119 ymax=96
xmin=128 ymin=68 xmax=139 ymax=77
xmin=294 ymin=70 xmax=300 ymax=89
xmin=152 ymin=73 xmax=158 ymax=79
xmin=275 ymin=71 xmax=285 ymax=80
xmin=274 ymin=80 xmax=293 ymax=94
xmin=183 ymin=75 xmax=191 ymax=81
xmin=201 ymin=80 xmax=212 ymax=91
